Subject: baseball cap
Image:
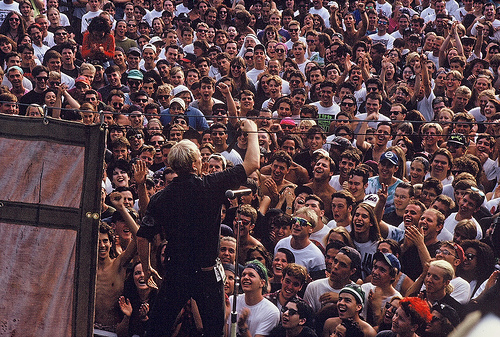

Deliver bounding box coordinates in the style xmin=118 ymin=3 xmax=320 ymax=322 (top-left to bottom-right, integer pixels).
xmin=443 ymin=241 xmax=465 ymax=263
xmin=142 ymin=43 xmax=157 ymax=53
xmin=374 ymin=252 xmax=401 ymax=273
xmin=280 ymin=117 xmax=296 ymax=126
xmin=448 ymin=133 xmax=466 ymax=146
xmin=338 ymin=246 xmax=361 ymax=272
xmin=330 ymin=136 xmax=352 ymax=149
xmin=128 ymin=69 xmax=144 ymax=81
xmin=127 ymin=47 xmax=142 ymax=57
xmin=340 ymin=284 xmax=365 ymax=307
xmin=212 ymin=102 xmax=228 ymax=113
xmin=431 ymin=303 xmax=460 ymax=327
xmin=149 ymin=36 xmax=163 ymax=45
xmin=363 ymin=194 xmax=379 ymax=207
xmin=170 ymin=97 xmax=186 ymax=110
xmin=380 ymin=151 xmax=399 ymax=165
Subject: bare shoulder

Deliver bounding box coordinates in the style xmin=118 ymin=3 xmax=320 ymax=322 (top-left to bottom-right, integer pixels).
xmin=360 ymin=320 xmax=377 ymax=337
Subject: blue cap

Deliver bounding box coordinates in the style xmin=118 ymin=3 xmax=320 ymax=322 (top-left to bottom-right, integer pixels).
xmin=374 ymin=252 xmax=401 ymax=273
xmin=380 ymin=151 xmax=399 ymax=165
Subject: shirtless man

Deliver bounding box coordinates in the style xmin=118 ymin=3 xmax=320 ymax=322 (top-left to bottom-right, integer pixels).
xmin=260 ymin=135 xmax=310 ymax=186
xmin=95 ymin=193 xmax=138 ymax=333
xmin=260 ymin=151 xmax=297 ymax=208
xmin=305 ymin=154 xmax=336 ymax=220
xmin=235 ymin=204 xmax=263 ymax=265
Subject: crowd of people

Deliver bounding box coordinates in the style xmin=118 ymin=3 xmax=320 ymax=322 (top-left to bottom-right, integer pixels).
xmin=2 ymin=0 xmax=500 ymax=336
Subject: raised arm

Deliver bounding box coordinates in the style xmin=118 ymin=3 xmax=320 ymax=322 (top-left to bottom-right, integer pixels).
xmin=241 ymin=119 xmax=260 ymax=175
xmin=133 ymin=159 xmax=150 ymax=217
xmin=109 ymin=192 xmax=140 ymax=266
xmin=218 ymin=82 xmax=238 ymax=127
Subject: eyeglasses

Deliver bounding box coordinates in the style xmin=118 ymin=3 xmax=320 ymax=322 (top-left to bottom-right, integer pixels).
xmin=197 ymin=29 xmax=208 ymax=33
xmin=465 ymin=253 xmax=476 ymax=260
xmin=430 ymin=316 xmax=443 ymax=324
xmin=85 ymin=97 xmax=97 ymax=102
xmin=378 ymin=20 xmax=388 ymax=25
xmin=245 ymin=55 xmax=253 ymax=60
xmin=306 ymin=40 xmax=315 ymax=43
xmin=390 ymin=110 xmax=402 ymax=115
xmin=289 ymin=28 xmax=299 ymax=32
xmin=281 ymin=124 xmax=295 ymax=129
xmin=112 ymin=102 xmax=124 ymax=108
xmin=367 ymin=87 xmax=378 ymax=92
xmin=55 ymin=32 xmax=67 ymax=36
xmin=290 ymin=80 xmax=301 ymax=84
xmin=128 ymin=134 xmax=143 ymax=140
xmin=174 ymin=119 xmax=187 ymax=125
xmin=36 ymin=76 xmax=48 ymax=81
xmin=275 ymin=49 xmax=285 ymax=53
xmin=150 ymin=140 xmax=165 ymax=145
xmin=281 ymin=307 xmax=299 ymax=315
xmin=292 ymin=217 xmax=312 ymax=227
xmin=341 ymin=102 xmax=355 ymax=107
xmin=436 ymin=249 xmax=457 ymax=258
xmin=128 ymin=80 xmax=141 ymax=86
xmin=127 ymin=23 xmax=137 ymax=27
xmin=231 ymin=65 xmax=242 ymax=69
xmin=49 ymin=81 xmax=60 ymax=86
xmin=134 ymin=98 xmax=148 ymax=103
xmin=158 ymin=95 xmax=169 ymax=100
xmin=238 ymin=219 xmax=251 ymax=226
xmin=213 ymin=109 xmax=226 ymax=115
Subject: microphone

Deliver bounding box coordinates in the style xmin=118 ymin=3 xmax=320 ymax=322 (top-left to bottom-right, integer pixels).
xmin=225 ymin=189 xmax=252 ymax=199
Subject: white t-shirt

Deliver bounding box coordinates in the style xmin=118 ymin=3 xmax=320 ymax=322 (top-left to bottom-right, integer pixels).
xmin=310 ymin=224 xmax=331 ymax=250
xmin=304 ymin=278 xmax=348 ymax=313
xmin=285 ymin=36 xmax=307 ymax=50
xmin=0 ymin=1 xmax=19 ymax=26
xmin=443 ymin=212 xmax=483 ymax=240
xmin=274 ymin=236 xmax=326 ymax=272
xmin=81 ymin=10 xmax=103 ymax=33
xmin=228 ymin=295 xmax=280 ymax=337
xmin=329 ymin=175 xmax=343 ymax=191
xmin=376 ymin=2 xmax=392 ymax=18
xmin=354 ymin=112 xmax=391 ymax=129
xmin=326 ymin=219 xmax=352 ymax=232
xmin=368 ymin=33 xmax=395 ymax=50
xmin=354 ymin=240 xmax=379 ymax=279
xmin=297 ymin=59 xmax=311 ymax=75
xmin=417 ymin=91 xmax=436 ymax=122
xmin=311 ymin=101 xmax=340 ymax=131
xmin=309 ymin=7 xmax=331 ymax=28
xmin=450 ymin=277 xmax=471 ymax=304
xmin=246 ymin=68 xmax=265 ymax=84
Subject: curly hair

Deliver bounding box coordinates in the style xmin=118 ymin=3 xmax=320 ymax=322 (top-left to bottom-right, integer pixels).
xmin=88 ymin=15 xmax=111 ymax=35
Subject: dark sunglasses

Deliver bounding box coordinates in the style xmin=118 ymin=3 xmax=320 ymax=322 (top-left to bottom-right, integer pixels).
xmin=341 ymin=102 xmax=355 ymax=107
xmin=281 ymin=307 xmax=299 ymax=315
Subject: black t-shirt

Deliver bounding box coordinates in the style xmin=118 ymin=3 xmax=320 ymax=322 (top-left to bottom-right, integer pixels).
xmin=19 ymin=89 xmax=46 ymax=115
xmin=383 ymin=210 xmax=403 ymax=227
xmin=401 ymin=241 xmax=441 ymax=281
xmin=269 ymin=326 xmax=318 ymax=337
xmin=137 ymin=164 xmax=247 ymax=269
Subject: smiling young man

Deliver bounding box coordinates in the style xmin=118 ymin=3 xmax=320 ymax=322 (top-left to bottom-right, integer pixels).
xmin=269 ymin=298 xmax=316 ymax=337
xmin=329 ymin=149 xmax=361 ymax=191
xmin=265 ymin=263 xmax=308 ymax=310
xmin=443 ymin=188 xmax=484 ymax=240
xmin=304 ymin=246 xmax=361 ymax=313
xmin=323 ymin=284 xmax=377 ymax=337
xmin=274 ymin=207 xmax=326 ymax=280
xmin=229 ymin=260 xmax=280 ymax=337
xmin=260 ymin=151 xmax=297 ymax=208
xmin=434 ymin=241 xmax=470 ymax=304
xmin=305 ymin=155 xmax=337 ymax=220
xmin=365 ymin=151 xmax=403 ymax=215
xmin=360 ymin=252 xmax=402 ymax=324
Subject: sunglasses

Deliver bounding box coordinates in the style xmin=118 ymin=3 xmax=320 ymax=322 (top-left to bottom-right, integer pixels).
xmin=112 ymin=102 xmax=124 ymax=108
xmin=151 ymin=140 xmax=165 ymax=145
xmin=289 ymin=28 xmax=299 ymax=32
xmin=341 ymin=102 xmax=355 ymax=107
xmin=158 ymin=95 xmax=169 ymax=99
xmin=134 ymin=98 xmax=148 ymax=103
xmin=281 ymin=307 xmax=299 ymax=315
xmin=245 ymin=55 xmax=253 ymax=60
xmin=36 ymin=76 xmax=48 ymax=81
xmin=55 ymin=32 xmax=67 ymax=36
xmin=306 ymin=40 xmax=315 ymax=43
xmin=378 ymin=20 xmax=388 ymax=25
xmin=292 ymin=217 xmax=312 ymax=227
xmin=49 ymin=81 xmax=60 ymax=86
xmin=275 ymin=49 xmax=285 ymax=53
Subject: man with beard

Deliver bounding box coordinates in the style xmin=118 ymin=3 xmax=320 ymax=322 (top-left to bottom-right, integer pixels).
xmin=305 ymin=155 xmax=337 ymax=220
xmin=304 ymin=246 xmax=360 ymax=313
xmin=323 ymin=284 xmax=377 ymax=337
xmin=260 ymin=151 xmax=297 ymax=208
